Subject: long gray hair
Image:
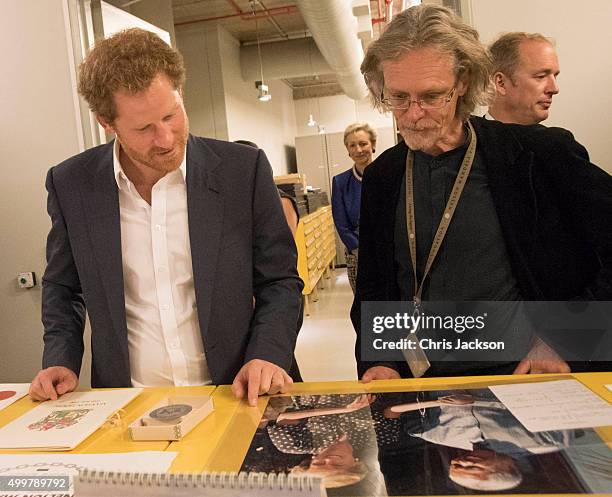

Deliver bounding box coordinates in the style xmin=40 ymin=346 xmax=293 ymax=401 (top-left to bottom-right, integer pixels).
xmin=361 ymin=4 xmax=494 ymax=121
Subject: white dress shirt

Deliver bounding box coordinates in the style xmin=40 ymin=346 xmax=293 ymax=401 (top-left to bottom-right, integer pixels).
xmin=113 ymin=140 xmax=211 ymax=387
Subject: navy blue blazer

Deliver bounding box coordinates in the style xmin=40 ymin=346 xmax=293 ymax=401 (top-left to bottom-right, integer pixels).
xmin=331 ymin=168 xmax=361 ymax=252
xmin=41 ymin=135 xmax=303 ymax=387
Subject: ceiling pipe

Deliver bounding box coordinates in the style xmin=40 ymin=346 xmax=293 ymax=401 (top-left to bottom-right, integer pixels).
xmin=373 ymin=0 xmax=395 ymax=25
xmin=295 ymin=0 xmax=369 ymax=100
xmin=242 ymin=30 xmax=311 ymax=46
xmin=385 ymin=0 xmax=394 ymax=23
xmin=255 ymin=0 xmax=289 ymax=39
xmin=174 ymin=5 xmax=298 ymax=27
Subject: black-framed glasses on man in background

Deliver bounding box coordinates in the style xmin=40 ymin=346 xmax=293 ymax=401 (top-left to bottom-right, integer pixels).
xmin=381 ymin=87 xmax=456 ymax=110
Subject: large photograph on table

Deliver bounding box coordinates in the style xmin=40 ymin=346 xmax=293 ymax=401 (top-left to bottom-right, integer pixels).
xmin=240 ymin=389 xmax=612 ymax=495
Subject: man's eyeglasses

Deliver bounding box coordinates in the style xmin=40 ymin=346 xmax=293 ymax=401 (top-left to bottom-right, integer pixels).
xmin=381 ymin=87 xmax=456 ymax=110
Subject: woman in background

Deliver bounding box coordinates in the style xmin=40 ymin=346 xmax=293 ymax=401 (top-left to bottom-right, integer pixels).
xmin=331 ymin=123 xmax=377 ymax=293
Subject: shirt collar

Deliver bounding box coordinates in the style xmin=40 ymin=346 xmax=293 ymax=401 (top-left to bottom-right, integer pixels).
xmin=484 ymin=111 xmax=496 ymax=121
xmin=113 ymin=139 xmax=187 ymax=191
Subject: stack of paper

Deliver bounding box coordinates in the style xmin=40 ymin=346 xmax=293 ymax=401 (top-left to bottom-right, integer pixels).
xmin=0 ymin=389 xmax=141 ymax=450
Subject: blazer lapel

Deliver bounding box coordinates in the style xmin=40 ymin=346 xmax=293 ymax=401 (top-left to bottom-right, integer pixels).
xmin=82 ymin=142 xmax=130 ymax=352
xmin=186 ymin=136 xmax=223 ymax=345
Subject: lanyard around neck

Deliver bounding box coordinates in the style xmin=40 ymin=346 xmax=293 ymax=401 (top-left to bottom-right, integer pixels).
xmin=405 ymin=120 xmax=477 ymax=305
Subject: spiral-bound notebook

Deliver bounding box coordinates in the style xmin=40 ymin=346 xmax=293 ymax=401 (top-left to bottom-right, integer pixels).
xmin=75 ymin=470 xmax=327 ymax=497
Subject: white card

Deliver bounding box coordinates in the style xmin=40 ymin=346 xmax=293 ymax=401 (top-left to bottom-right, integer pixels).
xmin=490 ymin=379 xmax=612 ymax=432
xmin=0 ymin=383 xmax=29 ymax=411
xmin=0 ymin=451 xmax=177 ymax=474
xmin=0 ymin=389 xmax=142 ymax=450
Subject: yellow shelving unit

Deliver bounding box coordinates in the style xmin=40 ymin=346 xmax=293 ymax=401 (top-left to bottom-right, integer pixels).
xmin=295 ymin=206 xmax=336 ymax=315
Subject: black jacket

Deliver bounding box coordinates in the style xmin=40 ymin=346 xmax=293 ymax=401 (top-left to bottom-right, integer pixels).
xmin=351 ymin=116 xmax=612 ymax=377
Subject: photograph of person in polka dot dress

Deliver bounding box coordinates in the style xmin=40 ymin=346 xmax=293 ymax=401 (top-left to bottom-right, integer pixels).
xmin=240 ymin=389 xmax=611 ymax=495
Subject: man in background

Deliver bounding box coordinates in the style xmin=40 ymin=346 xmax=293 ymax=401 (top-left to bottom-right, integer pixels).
xmin=29 ymin=29 xmax=303 ymax=405
xmin=487 ymin=32 xmax=560 ymax=124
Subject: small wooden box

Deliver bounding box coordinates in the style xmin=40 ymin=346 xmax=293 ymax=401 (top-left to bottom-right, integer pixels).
xmin=129 ymin=395 xmax=214 ymax=441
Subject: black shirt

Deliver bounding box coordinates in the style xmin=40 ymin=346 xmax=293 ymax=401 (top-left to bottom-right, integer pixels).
xmin=394 ymin=142 xmax=521 ymax=302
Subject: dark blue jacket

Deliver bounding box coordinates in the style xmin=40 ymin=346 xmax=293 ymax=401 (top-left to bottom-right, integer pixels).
xmin=331 ymin=167 xmax=362 ymax=252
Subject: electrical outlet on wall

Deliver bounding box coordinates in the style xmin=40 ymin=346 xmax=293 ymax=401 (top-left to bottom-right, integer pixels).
xmin=17 ymin=272 xmax=36 ymax=289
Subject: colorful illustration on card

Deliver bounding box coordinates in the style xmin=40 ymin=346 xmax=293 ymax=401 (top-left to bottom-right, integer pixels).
xmin=0 ymin=391 xmax=16 ymax=401
xmin=27 ymin=409 xmax=92 ymax=431
xmin=240 ymin=389 xmax=612 ymax=496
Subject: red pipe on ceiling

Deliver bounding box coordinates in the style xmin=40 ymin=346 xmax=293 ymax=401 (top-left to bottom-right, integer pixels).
xmin=373 ymin=0 xmax=395 ymax=26
xmin=174 ymin=4 xmax=298 ymax=26
xmin=385 ymin=0 xmax=394 ymax=23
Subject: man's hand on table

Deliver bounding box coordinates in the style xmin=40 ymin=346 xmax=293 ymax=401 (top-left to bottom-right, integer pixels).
xmin=514 ymin=337 xmax=571 ymax=374
xmin=232 ymin=359 xmax=293 ymax=407
xmin=29 ymin=366 xmax=78 ymax=401
xmin=361 ymin=366 xmax=401 ymax=382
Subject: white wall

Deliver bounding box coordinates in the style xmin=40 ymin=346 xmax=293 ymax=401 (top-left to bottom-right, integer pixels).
xmin=472 ymin=0 xmax=612 ymax=173
xmin=101 ymin=1 xmax=170 ymax=44
xmin=177 ymin=25 xmax=297 ymax=174
xmin=294 ymin=94 xmax=393 ymax=137
xmin=218 ymin=27 xmax=297 ymax=175
xmin=124 ymin=0 xmax=177 ymax=47
xmin=0 ymin=0 xmax=83 ymax=382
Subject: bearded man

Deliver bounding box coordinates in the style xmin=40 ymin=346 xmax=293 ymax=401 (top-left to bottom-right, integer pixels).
xmin=30 ymin=29 xmax=302 ymax=405
xmin=351 ymin=5 xmax=612 ymax=380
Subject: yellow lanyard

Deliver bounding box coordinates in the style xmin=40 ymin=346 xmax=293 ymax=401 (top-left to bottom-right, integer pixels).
xmin=405 ymin=120 xmax=478 ymax=305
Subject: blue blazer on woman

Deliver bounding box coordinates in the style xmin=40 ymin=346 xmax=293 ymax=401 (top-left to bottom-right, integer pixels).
xmin=331 ymin=167 xmax=362 ymax=252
